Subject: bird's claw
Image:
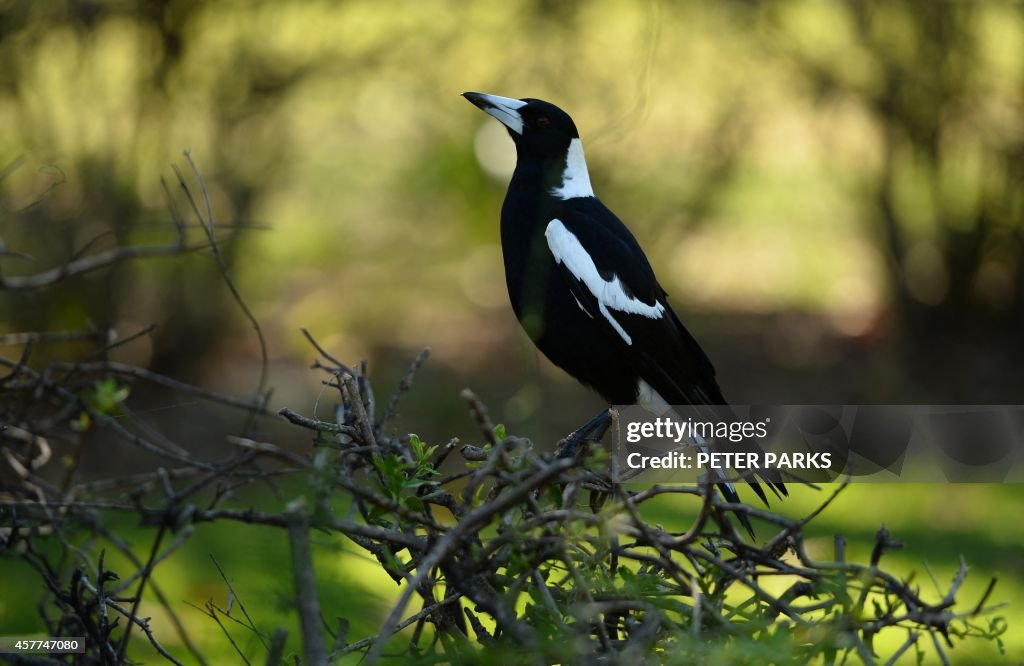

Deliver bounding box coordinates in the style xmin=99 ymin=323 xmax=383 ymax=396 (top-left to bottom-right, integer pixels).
xmin=555 ymin=409 xmax=613 ymax=459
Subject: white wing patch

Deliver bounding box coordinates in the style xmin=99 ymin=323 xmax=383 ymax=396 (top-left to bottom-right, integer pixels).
xmin=545 ymin=219 xmax=665 ymax=346
xmin=550 ymin=139 xmax=594 ymax=200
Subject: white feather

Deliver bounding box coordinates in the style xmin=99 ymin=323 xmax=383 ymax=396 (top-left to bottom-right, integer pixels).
xmin=634 ymin=383 xmax=738 ymax=495
xmin=572 ymin=294 xmax=593 ymax=318
xmin=550 ymin=139 xmax=594 ymax=200
xmin=598 ymin=303 xmax=632 ymax=344
xmin=637 ymin=379 xmax=671 ymax=416
xmin=545 ymin=219 xmax=665 ymax=346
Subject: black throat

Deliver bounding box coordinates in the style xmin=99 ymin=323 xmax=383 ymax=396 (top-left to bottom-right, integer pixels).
xmin=499 ymin=152 xmax=571 ymax=321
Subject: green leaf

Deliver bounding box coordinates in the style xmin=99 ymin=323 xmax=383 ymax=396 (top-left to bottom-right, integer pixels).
xmin=70 ymin=412 xmax=91 ymax=432
xmin=366 ymin=504 xmax=391 ymax=525
xmin=381 ymin=549 xmax=403 ymax=573
xmin=372 ymin=453 xmax=408 ymax=498
xmin=409 ymin=433 xmax=425 ymax=460
xmin=507 ymin=553 xmax=527 ymax=578
xmin=84 ymin=378 xmax=131 ymax=415
xmin=472 ymin=483 xmax=488 ymax=507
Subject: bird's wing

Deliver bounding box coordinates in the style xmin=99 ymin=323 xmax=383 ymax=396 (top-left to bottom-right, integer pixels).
xmin=544 ymin=204 xmax=786 ymax=505
xmin=543 ymin=204 xmax=723 ymax=408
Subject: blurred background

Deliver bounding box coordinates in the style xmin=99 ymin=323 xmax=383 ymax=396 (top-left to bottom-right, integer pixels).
xmin=1 ymin=1 xmax=1022 ymax=662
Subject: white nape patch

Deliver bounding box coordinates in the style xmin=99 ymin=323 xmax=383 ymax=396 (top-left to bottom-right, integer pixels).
xmin=545 ymin=219 xmax=665 ymax=345
xmin=478 ymin=93 xmax=527 ymax=135
xmin=637 ymin=380 xmax=671 ymax=416
xmin=550 ymin=139 xmax=594 ymax=199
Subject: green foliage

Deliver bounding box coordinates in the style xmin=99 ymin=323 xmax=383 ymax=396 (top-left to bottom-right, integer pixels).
xmin=71 ymin=378 xmax=130 ymax=431
xmin=302 ymin=402 xmax=1004 ymax=665
xmin=86 ymin=378 xmax=131 ymax=414
xmin=367 ymin=436 xmax=440 ymax=520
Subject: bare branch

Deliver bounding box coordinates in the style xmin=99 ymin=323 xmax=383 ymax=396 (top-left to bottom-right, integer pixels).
xmin=0 ymin=238 xmax=236 ymax=290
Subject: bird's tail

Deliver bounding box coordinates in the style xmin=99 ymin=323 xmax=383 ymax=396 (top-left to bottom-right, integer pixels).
xmin=715 ymin=479 xmax=757 ymax=539
xmin=693 ymin=429 xmax=785 ymax=539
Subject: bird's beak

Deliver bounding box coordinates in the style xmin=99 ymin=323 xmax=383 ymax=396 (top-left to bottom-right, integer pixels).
xmin=463 ymin=92 xmax=527 ymax=135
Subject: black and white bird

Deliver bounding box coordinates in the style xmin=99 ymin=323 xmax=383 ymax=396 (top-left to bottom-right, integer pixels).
xmin=463 ymin=92 xmax=785 ymax=534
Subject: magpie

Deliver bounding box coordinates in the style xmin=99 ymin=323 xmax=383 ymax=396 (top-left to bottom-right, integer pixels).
xmin=463 ymin=92 xmax=786 ymax=536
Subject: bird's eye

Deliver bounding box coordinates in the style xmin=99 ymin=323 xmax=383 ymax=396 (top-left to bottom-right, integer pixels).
xmin=536 ymin=116 xmax=551 ymax=128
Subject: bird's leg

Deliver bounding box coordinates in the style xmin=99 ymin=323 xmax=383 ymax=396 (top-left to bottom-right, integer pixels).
xmin=555 ymin=408 xmax=613 ymax=459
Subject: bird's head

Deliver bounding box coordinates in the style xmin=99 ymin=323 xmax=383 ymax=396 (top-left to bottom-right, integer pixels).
xmin=463 ymin=92 xmax=579 ymax=160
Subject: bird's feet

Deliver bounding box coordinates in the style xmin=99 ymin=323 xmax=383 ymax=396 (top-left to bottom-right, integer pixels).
xmin=555 ymin=409 xmax=613 ymax=459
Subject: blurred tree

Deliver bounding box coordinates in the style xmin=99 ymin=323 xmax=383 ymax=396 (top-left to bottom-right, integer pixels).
xmin=767 ymin=0 xmax=1024 ymax=400
xmin=0 ymin=1 xmax=245 ymax=379
xmin=1 ymin=0 xmax=1022 ymax=407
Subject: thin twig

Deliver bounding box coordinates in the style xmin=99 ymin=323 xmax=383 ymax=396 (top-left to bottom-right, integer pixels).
xmin=376 ymin=347 xmax=431 ymax=429
xmin=178 ymin=151 xmax=268 ymax=416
